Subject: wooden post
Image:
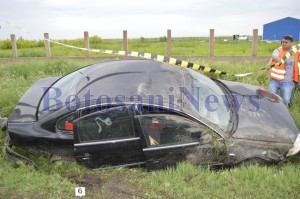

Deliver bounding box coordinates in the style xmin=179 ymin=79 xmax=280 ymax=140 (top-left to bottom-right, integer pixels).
xmin=123 ymin=30 xmax=128 ymax=51
xmin=84 ymin=31 xmax=90 ymax=57
xmin=252 ymin=29 xmax=258 ymax=57
xmin=44 ymin=33 xmax=51 ymax=57
xmin=10 ymin=34 xmax=18 ymax=58
xmin=209 ymin=29 xmax=214 ymax=57
xmin=167 ymin=29 xmax=172 ymax=57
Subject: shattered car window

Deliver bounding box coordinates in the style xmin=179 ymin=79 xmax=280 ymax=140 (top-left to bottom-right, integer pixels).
xmin=138 ymin=114 xmax=210 ymax=146
xmin=77 ymin=107 xmax=135 ymax=142
xmin=184 ymin=69 xmax=231 ymax=132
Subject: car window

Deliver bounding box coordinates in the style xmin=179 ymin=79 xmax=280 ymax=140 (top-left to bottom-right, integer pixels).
xmin=38 ymin=67 xmax=89 ymax=119
xmin=138 ymin=114 xmax=212 ymax=147
xmin=76 ymin=107 xmax=135 ymax=142
xmin=183 ymin=69 xmax=231 ymax=132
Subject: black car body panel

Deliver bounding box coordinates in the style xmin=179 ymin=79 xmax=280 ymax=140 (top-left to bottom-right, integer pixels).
xmin=5 ymin=59 xmax=300 ymax=170
xmin=7 ymin=77 xmax=74 ymax=148
xmin=74 ymin=137 xmax=145 ymax=169
xmin=221 ymin=80 xmax=298 ymax=144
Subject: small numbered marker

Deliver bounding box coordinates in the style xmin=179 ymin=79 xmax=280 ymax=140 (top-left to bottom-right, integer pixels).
xmin=75 ymin=187 xmax=86 ymax=197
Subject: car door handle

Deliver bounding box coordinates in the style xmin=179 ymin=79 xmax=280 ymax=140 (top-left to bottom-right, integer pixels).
xmin=149 ymin=159 xmax=160 ymax=164
xmin=78 ymin=155 xmax=91 ymax=160
xmin=77 ymin=153 xmax=92 ymax=160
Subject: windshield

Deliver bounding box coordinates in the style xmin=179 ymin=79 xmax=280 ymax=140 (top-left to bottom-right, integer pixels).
xmin=38 ymin=67 xmax=88 ymax=119
xmin=183 ymin=69 xmax=231 ymax=133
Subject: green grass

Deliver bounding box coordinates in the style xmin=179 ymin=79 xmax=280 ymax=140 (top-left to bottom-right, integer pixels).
xmin=0 ymin=37 xmax=281 ymax=58
xmin=0 ymin=58 xmax=300 ymax=198
xmin=140 ymin=161 xmax=300 ymax=199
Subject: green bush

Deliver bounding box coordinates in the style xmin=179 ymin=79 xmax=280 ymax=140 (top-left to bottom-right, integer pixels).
xmin=159 ymin=36 xmax=167 ymax=42
xmin=140 ymin=37 xmax=146 ymax=43
xmin=90 ymin=35 xmax=102 ymax=45
xmin=17 ymin=37 xmax=45 ymax=49
xmin=0 ymin=39 xmax=12 ymax=49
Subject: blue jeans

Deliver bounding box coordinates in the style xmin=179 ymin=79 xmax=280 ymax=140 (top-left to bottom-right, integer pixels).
xmin=269 ymin=79 xmax=293 ymax=104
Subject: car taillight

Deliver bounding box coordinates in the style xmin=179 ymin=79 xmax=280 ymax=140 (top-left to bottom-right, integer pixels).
xmin=65 ymin=121 xmax=74 ymax=131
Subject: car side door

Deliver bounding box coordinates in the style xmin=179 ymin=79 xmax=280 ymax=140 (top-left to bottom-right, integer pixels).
xmin=137 ymin=114 xmax=226 ymax=170
xmin=73 ymin=106 xmax=145 ymax=169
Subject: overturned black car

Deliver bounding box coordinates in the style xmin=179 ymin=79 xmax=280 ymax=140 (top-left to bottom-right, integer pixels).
xmin=4 ymin=59 xmax=300 ymax=170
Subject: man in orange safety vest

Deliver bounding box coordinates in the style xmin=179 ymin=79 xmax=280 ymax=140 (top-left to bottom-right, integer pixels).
xmin=267 ymin=35 xmax=300 ymax=107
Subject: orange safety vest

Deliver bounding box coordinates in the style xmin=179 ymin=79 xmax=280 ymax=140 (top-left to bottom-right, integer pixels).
xmin=270 ymin=47 xmax=299 ymax=82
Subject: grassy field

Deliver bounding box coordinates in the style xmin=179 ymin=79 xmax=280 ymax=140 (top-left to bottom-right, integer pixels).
xmin=0 ymin=37 xmax=281 ymax=58
xmin=1 ymin=56 xmax=300 ymax=198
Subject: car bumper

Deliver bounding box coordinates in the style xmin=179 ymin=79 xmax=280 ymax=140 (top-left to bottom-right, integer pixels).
xmin=5 ymin=136 xmax=35 ymax=166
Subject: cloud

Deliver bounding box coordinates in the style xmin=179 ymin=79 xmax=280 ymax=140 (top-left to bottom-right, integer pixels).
xmin=0 ymin=0 xmax=299 ymax=39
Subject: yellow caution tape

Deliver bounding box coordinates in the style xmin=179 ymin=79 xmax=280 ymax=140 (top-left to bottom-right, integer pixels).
xmin=49 ymin=40 xmax=259 ymax=77
xmin=3 ymin=20 xmax=299 ymax=77
xmin=268 ymin=44 xmax=300 ymax=68
xmin=49 ymin=40 xmax=230 ymax=76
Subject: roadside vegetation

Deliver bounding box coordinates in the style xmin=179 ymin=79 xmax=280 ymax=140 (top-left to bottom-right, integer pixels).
xmin=0 ymin=36 xmax=281 ymax=58
xmin=0 ymin=41 xmax=300 ymax=198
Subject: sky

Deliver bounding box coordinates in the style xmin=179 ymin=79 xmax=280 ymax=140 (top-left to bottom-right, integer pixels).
xmin=0 ymin=0 xmax=299 ymax=40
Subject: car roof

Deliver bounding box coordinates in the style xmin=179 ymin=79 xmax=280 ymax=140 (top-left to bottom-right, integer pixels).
xmin=71 ymin=60 xmax=226 ymax=136
xmin=76 ymin=59 xmax=193 ymax=109
xmin=63 ymin=59 xmax=226 ymax=138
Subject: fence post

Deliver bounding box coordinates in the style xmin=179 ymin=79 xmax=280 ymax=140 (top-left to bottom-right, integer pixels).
xmin=44 ymin=33 xmax=51 ymax=57
xmin=84 ymin=31 xmax=90 ymax=57
xmin=167 ymin=29 xmax=172 ymax=57
xmin=252 ymin=29 xmax=258 ymax=57
xmin=209 ymin=29 xmax=214 ymax=57
xmin=123 ymin=30 xmax=128 ymax=51
xmin=10 ymin=34 xmax=18 ymax=58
